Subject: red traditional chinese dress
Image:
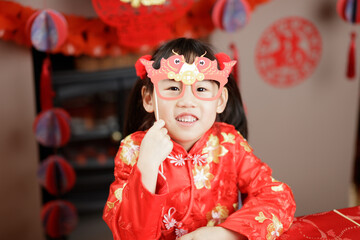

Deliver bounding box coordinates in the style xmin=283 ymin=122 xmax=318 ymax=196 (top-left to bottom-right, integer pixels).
xmin=103 ymin=122 xmax=296 ymax=240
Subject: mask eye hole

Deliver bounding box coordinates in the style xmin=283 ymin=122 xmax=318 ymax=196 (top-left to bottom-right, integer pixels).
xmin=174 ymin=58 xmax=181 ymax=64
xmin=199 ymin=60 xmax=205 ymax=66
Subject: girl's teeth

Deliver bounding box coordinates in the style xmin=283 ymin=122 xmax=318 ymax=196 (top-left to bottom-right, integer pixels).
xmin=177 ymin=116 xmax=196 ymax=122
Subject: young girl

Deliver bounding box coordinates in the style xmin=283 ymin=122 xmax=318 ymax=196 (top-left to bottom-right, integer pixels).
xmin=103 ymin=38 xmax=296 ymax=240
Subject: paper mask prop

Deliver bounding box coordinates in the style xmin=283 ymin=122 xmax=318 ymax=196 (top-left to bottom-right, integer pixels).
xmin=41 ymin=200 xmax=78 ymax=238
xmin=37 ymin=155 xmax=76 ymax=196
xmin=139 ymin=53 xmax=236 ymax=100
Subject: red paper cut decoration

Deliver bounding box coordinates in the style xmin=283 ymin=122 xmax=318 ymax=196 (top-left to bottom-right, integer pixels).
xmin=41 ymin=200 xmax=78 ymax=238
xmin=255 ymin=17 xmax=322 ymax=88
xmin=212 ymin=0 xmax=251 ymax=32
xmin=26 ymin=9 xmax=68 ymax=52
xmin=336 ymin=0 xmax=360 ymax=79
xmin=33 ymin=108 xmax=71 ymax=147
xmin=92 ymin=0 xmax=194 ymax=49
xmin=37 ymin=155 xmax=76 ymax=196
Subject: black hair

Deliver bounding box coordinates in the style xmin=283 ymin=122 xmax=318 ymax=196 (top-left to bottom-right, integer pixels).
xmin=123 ymin=38 xmax=248 ymax=139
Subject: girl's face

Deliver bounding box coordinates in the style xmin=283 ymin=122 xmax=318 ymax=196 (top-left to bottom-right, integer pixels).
xmin=142 ymin=84 xmax=228 ymax=151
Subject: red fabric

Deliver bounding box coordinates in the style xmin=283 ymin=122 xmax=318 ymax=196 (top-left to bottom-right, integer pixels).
xmin=103 ymin=122 xmax=296 ymax=240
xmin=278 ymin=206 xmax=360 ymax=239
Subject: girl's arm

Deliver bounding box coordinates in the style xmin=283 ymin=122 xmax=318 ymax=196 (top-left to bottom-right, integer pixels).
xmin=218 ymin=133 xmax=296 ymax=240
xmin=103 ymin=120 xmax=173 ymax=240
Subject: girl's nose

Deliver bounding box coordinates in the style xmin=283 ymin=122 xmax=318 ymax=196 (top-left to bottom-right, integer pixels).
xmin=177 ymin=85 xmax=197 ymax=108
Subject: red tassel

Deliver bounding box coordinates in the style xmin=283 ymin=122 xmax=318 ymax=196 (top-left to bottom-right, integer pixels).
xmin=40 ymin=56 xmax=55 ymax=110
xmin=230 ymin=43 xmax=240 ymax=87
xmin=347 ymin=32 xmax=356 ymax=79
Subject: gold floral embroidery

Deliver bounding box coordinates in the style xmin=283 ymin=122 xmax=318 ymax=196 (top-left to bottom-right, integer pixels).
xmin=271 ymin=177 xmax=279 ymax=182
xmin=221 ymin=132 xmax=236 ymax=144
xmin=114 ymin=183 xmax=127 ymax=202
xmin=202 ymin=134 xmax=228 ymax=164
xmin=255 ymin=212 xmax=267 ymax=223
xmin=271 ymin=184 xmax=284 ymax=192
xmin=240 ymin=141 xmax=253 ymax=152
xmin=266 ymin=214 xmax=283 ymax=240
xmin=193 ymin=164 xmax=214 ymax=189
xmin=233 ymin=203 xmax=238 ymax=210
xmin=106 ymin=183 xmax=127 ymax=211
xmin=118 ymin=136 xmax=140 ymax=166
xmin=106 ymin=201 xmax=115 ymax=210
xmin=120 ymin=0 xmax=166 ymax=8
xmin=206 ymin=204 xmax=229 ymax=226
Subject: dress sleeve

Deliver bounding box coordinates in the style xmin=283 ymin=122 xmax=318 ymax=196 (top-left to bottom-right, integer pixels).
xmin=102 ymin=134 xmax=169 ymax=240
xmin=219 ymin=133 xmax=296 ymax=240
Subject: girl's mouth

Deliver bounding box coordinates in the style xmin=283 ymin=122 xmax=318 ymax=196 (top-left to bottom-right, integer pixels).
xmin=175 ymin=114 xmax=198 ymax=123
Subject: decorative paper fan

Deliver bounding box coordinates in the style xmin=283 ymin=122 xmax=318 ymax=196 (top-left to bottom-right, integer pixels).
xmin=92 ymin=0 xmax=194 ymax=48
xmin=336 ymin=0 xmax=360 ymax=79
xmin=33 ymin=108 xmax=71 ymax=147
xmin=25 ymin=9 xmax=68 ymax=52
xmin=41 ymin=200 xmax=78 ymax=238
xmin=37 ymin=155 xmax=76 ymax=196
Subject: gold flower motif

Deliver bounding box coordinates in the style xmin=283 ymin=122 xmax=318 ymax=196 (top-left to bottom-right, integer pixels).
xmin=266 ymin=214 xmax=283 ymax=240
xmin=202 ymin=134 xmax=228 ymax=164
xmin=114 ymin=183 xmax=127 ymax=202
xmin=255 ymin=212 xmax=267 ymax=223
xmin=120 ymin=0 xmax=166 ymax=8
xmin=240 ymin=141 xmax=253 ymax=152
xmin=106 ymin=201 xmax=115 ymax=211
xmin=221 ymin=133 xmax=236 ymax=144
xmin=206 ymin=204 xmax=229 ymax=226
xmin=118 ymin=136 xmax=140 ymax=166
xmin=271 ymin=184 xmax=284 ymax=192
xmin=193 ymin=164 xmax=214 ymax=189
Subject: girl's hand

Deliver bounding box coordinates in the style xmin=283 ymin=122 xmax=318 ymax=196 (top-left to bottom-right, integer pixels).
xmin=137 ymin=120 xmax=173 ymax=193
xmin=178 ymin=226 xmax=247 ymax=240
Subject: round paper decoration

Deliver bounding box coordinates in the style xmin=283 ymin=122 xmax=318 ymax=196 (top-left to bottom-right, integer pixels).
xmin=38 ymin=155 xmax=76 ymax=196
xmin=26 ymin=9 xmax=68 ymax=52
xmin=41 ymin=200 xmax=78 ymax=238
xmin=336 ymin=0 xmax=360 ymax=24
xmin=255 ymin=17 xmax=322 ymax=88
xmin=91 ymin=0 xmax=193 ymax=49
xmin=212 ymin=0 xmax=251 ymax=32
xmin=33 ymin=108 xmax=71 ymax=147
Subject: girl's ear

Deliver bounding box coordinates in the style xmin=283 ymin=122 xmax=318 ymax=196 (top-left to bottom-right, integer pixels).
xmin=142 ymin=86 xmax=155 ymax=113
xmin=216 ymin=87 xmax=228 ymax=114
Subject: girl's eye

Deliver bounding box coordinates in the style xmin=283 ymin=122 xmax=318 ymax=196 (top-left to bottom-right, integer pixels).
xmin=174 ymin=58 xmax=181 ymax=64
xmin=168 ymin=86 xmax=180 ymax=91
xmin=197 ymin=87 xmax=207 ymax=92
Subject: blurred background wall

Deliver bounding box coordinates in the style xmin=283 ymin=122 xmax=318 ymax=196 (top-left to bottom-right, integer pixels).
xmin=0 ymin=0 xmax=359 ymax=239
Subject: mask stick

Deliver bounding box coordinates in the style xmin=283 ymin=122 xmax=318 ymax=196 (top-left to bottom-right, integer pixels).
xmin=154 ymin=90 xmax=165 ymax=176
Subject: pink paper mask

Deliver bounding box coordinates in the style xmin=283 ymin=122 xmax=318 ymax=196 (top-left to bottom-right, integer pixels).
xmin=139 ymin=53 xmax=236 ymax=101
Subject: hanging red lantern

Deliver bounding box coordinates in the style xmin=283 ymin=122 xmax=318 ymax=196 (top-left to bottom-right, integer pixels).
xmin=25 ymin=9 xmax=68 ymax=52
xmin=37 ymin=155 xmax=76 ymax=196
xmin=33 ymin=108 xmax=71 ymax=147
xmin=336 ymin=0 xmax=360 ymax=79
xmin=91 ymin=0 xmax=193 ymax=49
xmin=212 ymin=0 xmax=251 ymax=32
xmin=41 ymin=200 xmax=78 ymax=238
